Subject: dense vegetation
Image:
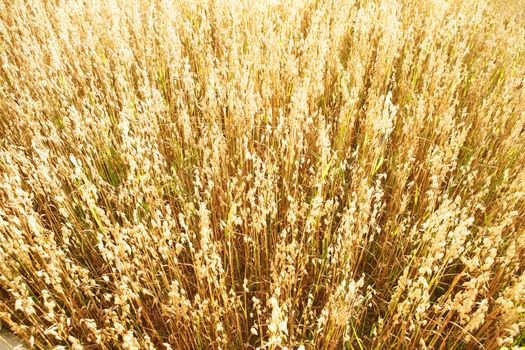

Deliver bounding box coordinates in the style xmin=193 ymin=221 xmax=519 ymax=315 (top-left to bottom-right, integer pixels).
xmin=0 ymin=0 xmax=524 ymax=348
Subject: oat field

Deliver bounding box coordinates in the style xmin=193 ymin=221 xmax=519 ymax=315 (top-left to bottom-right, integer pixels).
xmin=0 ymin=0 xmax=524 ymax=349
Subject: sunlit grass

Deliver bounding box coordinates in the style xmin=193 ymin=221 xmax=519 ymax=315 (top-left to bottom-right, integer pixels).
xmin=0 ymin=0 xmax=524 ymax=349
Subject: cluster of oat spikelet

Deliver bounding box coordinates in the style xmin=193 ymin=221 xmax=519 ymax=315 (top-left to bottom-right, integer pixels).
xmin=0 ymin=0 xmax=524 ymax=349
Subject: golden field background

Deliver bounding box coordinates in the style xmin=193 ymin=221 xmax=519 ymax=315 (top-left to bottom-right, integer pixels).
xmin=0 ymin=0 xmax=524 ymax=349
